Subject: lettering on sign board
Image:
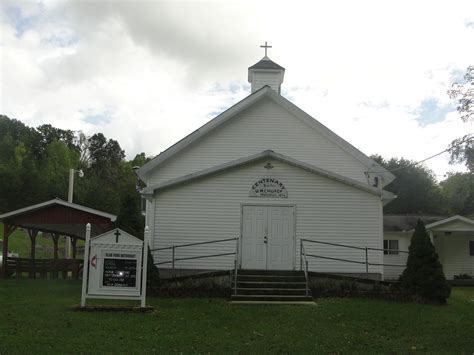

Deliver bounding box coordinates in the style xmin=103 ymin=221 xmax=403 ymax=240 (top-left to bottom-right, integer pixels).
xmin=249 ymin=177 xmax=288 ymax=198
xmin=102 ymin=257 xmax=137 ymax=288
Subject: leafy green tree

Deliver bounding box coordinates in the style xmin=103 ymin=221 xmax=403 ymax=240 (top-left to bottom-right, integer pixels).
xmin=448 ymin=134 xmax=473 ymax=173
xmin=372 ymin=156 xmax=445 ymax=214
xmin=116 ymin=193 xmax=144 ymax=237
xmin=39 ymin=140 xmax=80 ymax=200
xmin=0 ymin=116 xmax=141 ymax=217
xmin=400 ymin=220 xmax=451 ymax=303
xmin=75 ymin=133 xmax=128 ymax=215
xmin=447 ymin=66 xmax=473 ymax=171
xmin=130 ymin=152 xmax=150 ymax=167
xmin=448 ymin=65 xmax=473 ymax=123
xmin=441 ymin=172 xmax=474 ymax=215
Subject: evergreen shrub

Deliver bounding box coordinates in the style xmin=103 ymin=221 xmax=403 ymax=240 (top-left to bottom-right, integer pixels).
xmin=400 ymin=220 xmax=451 ymax=304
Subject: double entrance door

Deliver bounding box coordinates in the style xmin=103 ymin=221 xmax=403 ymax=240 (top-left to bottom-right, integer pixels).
xmin=241 ymin=205 xmax=295 ymax=270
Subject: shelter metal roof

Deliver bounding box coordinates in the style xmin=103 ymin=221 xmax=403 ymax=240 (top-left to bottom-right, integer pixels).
xmin=0 ymin=198 xmax=116 ymax=239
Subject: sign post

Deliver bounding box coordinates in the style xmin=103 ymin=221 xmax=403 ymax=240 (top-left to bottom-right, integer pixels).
xmin=80 ymin=224 xmax=149 ymax=309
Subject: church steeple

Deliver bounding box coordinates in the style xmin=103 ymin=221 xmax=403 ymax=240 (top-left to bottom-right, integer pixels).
xmin=248 ymin=42 xmax=285 ymax=94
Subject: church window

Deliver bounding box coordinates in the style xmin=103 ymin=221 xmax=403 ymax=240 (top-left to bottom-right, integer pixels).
xmin=384 ymin=240 xmax=399 ymax=255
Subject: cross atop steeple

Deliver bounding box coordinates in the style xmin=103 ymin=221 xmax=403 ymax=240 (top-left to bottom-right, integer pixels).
xmin=260 ymin=41 xmax=272 ymax=57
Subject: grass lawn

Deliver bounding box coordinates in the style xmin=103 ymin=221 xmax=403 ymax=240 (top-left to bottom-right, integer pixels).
xmin=1 ymin=223 xmax=84 ymax=259
xmin=0 ymin=280 xmax=473 ymax=353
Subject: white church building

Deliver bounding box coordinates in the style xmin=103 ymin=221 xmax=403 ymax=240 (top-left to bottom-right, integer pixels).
xmin=138 ymin=50 xmax=396 ymax=280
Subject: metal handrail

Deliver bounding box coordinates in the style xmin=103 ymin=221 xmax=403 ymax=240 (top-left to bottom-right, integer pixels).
xmin=300 ymin=240 xmax=310 ymax=296
xmin=150 ymin=237 xmax=238 ymax=251
xmin=155 ymin=252 xmax=236 ymax=265
xmin=368 ymin=247 xmax=409 ymax=254
xmin=301 ymin=238 xmax=409 ymax=276
xmin=151 ymin=237 xmax=238 ymax=270
xmin=306 ymin=253 xmax=367 ymax=265
xmin=301 ymin=238 xmax=367 ymax=251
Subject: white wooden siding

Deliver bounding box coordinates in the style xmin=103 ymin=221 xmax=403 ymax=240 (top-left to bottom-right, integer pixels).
xmin=382 ymin=232 xmax=410 ymax=280
xmin=148 ymin=98 xmax=370 ymax=187
xmin=382 ymin=231 xmax=474 ymax=280
xmin=151 ymin=158 xmax=383 ymax=275
xmin=434 ymin=233 xmax=474 ymax=279
xmin=250 ymin=72 xmax=282 ymax=93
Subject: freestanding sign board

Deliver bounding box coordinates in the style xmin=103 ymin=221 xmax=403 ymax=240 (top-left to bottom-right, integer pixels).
xmin=81 ymin=224 xmax=149 ymax=308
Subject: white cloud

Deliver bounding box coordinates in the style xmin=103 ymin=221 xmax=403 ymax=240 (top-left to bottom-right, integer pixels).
xmin=1 ymin=0 xmax=473 ymax=180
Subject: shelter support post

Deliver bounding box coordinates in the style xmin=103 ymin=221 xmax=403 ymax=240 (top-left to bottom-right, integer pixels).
xmin=51 ymin=233 xmax=60 ymax=279
xmin=2 ymin=223 xmax=17 ymax=278
xmin=27 ymin=229 xmax=38 ymax=279
xmin=27 ymin=229 xmax=38 ymax=260
xmin=51 ymin=233 xmax=60 ymax=259
xmin=71 ymin=238 xmax=77 ymax=259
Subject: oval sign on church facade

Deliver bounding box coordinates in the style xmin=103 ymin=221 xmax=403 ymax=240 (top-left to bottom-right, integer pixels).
xmin=249 ymin=178 xmax=288 ymax=198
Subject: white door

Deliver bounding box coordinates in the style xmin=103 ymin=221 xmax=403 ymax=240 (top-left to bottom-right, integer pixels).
xmin=241 ymin=206 xmax=267 ymax=269
xmin=241 ymin=205 xmax=294 ymax=270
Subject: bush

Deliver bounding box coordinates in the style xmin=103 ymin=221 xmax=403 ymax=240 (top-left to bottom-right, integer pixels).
xmin=400 ymin=220 xmax=451 ymax=304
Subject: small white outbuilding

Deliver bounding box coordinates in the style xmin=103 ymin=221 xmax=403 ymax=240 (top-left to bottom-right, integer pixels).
xmin=383 ymin=215 xmax=474 ymax=280
xmin=138 ymin=53 xmax=396 ymax=279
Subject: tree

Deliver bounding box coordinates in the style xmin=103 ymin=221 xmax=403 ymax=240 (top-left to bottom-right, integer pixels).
xmin=39 ymin=140 xmax=80 ymax=200
xmin=400 ymin=220 xmax=451 ymax=304
xmin=76 ymin=133 xmax=128 ymax=215
xmin=448 ymin=134 xmax=473 ymax=173
xmin=115 ymin=193 xmax=144 ymax=237
xmin=448 ymin=65 xmax=473 ymax=123
xmin=440 ymin=172 xmax=474 ymax=215
xmin=0 ymin=115 xmax=139 ymax=215
xmin=371 ymin=155 xmax=445 ymax=214
xmin=447 ymin=66 xmax=474 ymax=171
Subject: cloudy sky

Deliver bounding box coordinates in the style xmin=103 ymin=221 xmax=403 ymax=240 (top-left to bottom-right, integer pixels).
xmin=1 ymin=0 xmax=473 ymax=179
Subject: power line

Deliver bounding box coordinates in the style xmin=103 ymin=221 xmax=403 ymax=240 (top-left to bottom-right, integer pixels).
xmin=370 ymin=133 xmax=473 ymax=174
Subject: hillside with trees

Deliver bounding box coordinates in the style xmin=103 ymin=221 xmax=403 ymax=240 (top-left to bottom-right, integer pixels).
xmin=0 ymin=115 xmax=147 ymax=217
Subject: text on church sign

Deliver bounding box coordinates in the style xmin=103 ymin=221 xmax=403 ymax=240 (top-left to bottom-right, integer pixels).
xmin=249 ymin=178 xmax=288 ymax=198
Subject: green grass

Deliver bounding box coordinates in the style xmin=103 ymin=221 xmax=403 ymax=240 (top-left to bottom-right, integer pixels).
xmin=1 ymin=223 xmax=83 ymax=259
xmin=0 ymin=280 xmax=473 ymax=353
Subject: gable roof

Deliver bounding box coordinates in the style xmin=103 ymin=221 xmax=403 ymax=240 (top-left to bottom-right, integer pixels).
xmin=143 ymin=150 xmax=395 ymax=203
xmin=138 ymin=86 xmax=395 ymax=184
xmin=425 ymin=215 xmax=474 ymax=230
xmin=383 ymin=214 xmax=474 ymax=232
xmin=0 ymin=198 xmax=116 ymax=222
xmin=383 ymin=215 xmax=447 ymax=232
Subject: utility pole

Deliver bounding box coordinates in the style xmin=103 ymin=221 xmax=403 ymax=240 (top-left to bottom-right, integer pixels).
xmin=67 ymin=168 xmax=83 ymax=258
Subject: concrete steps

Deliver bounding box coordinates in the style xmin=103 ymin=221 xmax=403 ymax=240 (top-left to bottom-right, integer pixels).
xmin=229 ymin=269 xmax=314 ymax=304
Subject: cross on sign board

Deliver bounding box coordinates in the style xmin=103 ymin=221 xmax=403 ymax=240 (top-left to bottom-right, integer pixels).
xmin=114 ymin=229 xmax=121 ymax=243
xmin=260 ymin=41 xmax=272 ymax=56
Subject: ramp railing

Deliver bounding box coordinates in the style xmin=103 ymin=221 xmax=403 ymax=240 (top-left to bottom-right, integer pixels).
xmin=300 ymin=238 xmax=409 ymax=276
xmin=150 ymin=237 xmax=239 ymax=270
xmin=299 ymin=240 xmax=310 ymax=296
